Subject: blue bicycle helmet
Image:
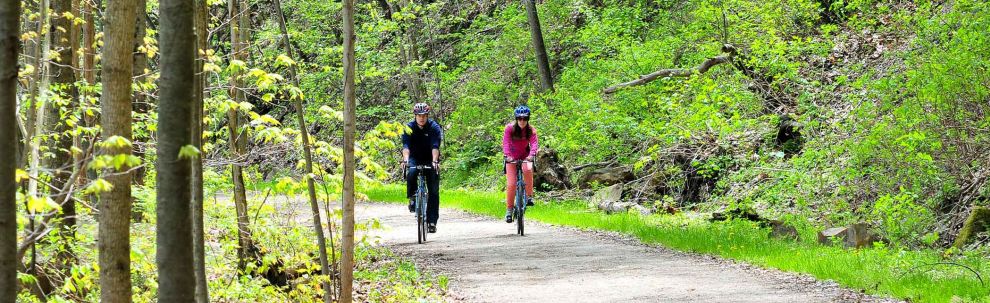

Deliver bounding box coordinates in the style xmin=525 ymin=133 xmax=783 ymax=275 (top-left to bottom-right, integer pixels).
xmin=514 ymin=105 xmax=531 ymax=118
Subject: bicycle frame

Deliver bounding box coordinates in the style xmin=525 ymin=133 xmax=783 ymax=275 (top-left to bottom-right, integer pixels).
xmin=514 ymin=162 xmax=526 ymax=214
xmin=507 ymin=160 xmax=532 ymax=235
xmin=416 ymin=165 xmax=430 ymax=219
xmin=411 ymin=164 xmax=433 ymax=243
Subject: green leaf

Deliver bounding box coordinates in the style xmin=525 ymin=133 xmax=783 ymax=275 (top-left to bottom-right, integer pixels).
xmin=111 ymin=155 xmax=129 ymax=170
xmin=238 ymin=101 xmax=254 ymax=112
xmin=99 ymin=135 xmax=133 ymax=149
xmin=27 ymin=195 xmax=60 ymax=213
xmin=15 ymin=169 xmax=29 ymax=182
xmin=83 ymin=179 xmax=114 ymax=195
xmin=203 ymin=62 xmax=222 ymax=73
xmin=125 ymin=155 xmax=142 ymax=167
xmin=288 ymin=86 xmax=304 ymax=100
xmin=275 ymin=54 xmax=296 ymax=67
xmin=228 ymin=59 xmax=247 ymax=73
xmin=88 ymin=155 xmax=114 ymax=170
xmin=178 ymin=145 xmax=201 ymax=160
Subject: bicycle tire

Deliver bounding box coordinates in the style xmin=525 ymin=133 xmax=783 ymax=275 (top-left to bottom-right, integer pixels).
xmin=417 ymin=210 xmax=424 ymax=244
xmin=517 ymin=209 xmax=524 ymax=236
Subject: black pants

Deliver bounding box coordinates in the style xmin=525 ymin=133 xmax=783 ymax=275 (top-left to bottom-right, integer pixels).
xmin=406 ymin=160 xmax=440 ymax=224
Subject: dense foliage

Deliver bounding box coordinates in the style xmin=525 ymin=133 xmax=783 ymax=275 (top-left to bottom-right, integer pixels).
xmin=266 ymin=0 xmax=990 ymax=249
xmin=9 ymin=0 xmax=990 ymax=300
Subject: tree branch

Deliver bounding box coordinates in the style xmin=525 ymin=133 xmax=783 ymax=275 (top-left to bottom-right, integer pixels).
xmin=603 ymin=45 xmax=736 ymax=94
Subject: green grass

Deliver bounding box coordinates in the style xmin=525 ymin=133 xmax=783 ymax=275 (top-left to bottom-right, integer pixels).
xmin=362 ymin=184 xmax=990 ymax=303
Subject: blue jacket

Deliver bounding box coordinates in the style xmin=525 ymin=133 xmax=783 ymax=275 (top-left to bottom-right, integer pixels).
xmin=402 ymin=119 xmax=443 ymax=163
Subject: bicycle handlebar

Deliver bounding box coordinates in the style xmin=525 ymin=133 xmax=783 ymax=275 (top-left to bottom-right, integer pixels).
xmin=399 ymin=162 xmax=435 ymax=175
xmin=504 ymin=160 xmax=533 ymax=164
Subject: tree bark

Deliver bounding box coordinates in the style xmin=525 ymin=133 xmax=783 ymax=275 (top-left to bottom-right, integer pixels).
xmin=398 ymin=0 xmax=423 ymax=101
xmin=525 ymin=0 xmax=553 ymax=92
xmin=24 ymin=0 xmax=51 ymax=281
xmin=227 ymin=0 xmax=256 ymax=271
xmin=156 ymin=0 xmax=197 ymax=300
xmin=191 ymin=0 xmax=210 ymax=301
xmin=80 ymin=0 xmax=96 ymax=146
xmin=70 ymin=0 xmax=80 ymax=81
xmin=341 ymin=0 xmax=357 ymax=301
xmin=83 ymin=0 xmax=95 ymax=88
xmin=272 ymin=0 xmax=334 ymax=301
xmin=27 ymin=0 xmax=50 ymax=201
xmin=76 ymin=0 xmax=98 ymax=200
xmin=98 ymin=0 xmax=139 ymax=300
xmin=132 ymin=0 xmax=150 ymax=186
xmin=376 ymin=0 xmax=392 ymax=19
xmin=49 ymin=0 xmax=80 ymax=276
xmin=0 ymin=0 xmax=21 ymax=300
xmin=602 ymin=46 xmax=736 ymax=94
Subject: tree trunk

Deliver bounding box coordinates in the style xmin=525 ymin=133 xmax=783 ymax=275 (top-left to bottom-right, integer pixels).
xmin=70 ymin=0 xmax=79 ymax=79
xmin=191 ymin=1 xmax=210 ymax=302
xmin=80 ymin=0 xmax=97 ymax=178
xmin=228 ymin=0 xmax=255 ymax=271
xmin=27 ymin=0 xmax=50 ymax=203
xmin=49 ymin=0 xmax=80 ymax=277
xmin=70 ymin=0 xmax=85 ymax=191
xmin=397 ymin=0 xmax=423 ymax=101
xmin=524 ymin=0 xmax=553 ymax=92
xmin=75 ymin=0 xmax=98 ymax=206
xmin=132 ymin=0 xmax=150 ymax=186
xmin=83 ymin=0 xmax=95 ymax=91
xmin=271 ymin=0 xmax=333 ymax=301
xmin=341 ymin=0 xmax=356 ymax=301
xmin=376 ymin=0 xmax=392 ymax=19
xmin=0 ymin=0 xmax=21 ymax=299
xmin=98 ymin=0 xmax=139 ymax=300
xmin=24 ymin=0 xmax=50 ymax=282
xmin=157 ymin=0 xmax=197 ymax=300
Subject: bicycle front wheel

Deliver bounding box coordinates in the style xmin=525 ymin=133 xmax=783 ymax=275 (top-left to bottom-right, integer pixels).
xmin=417 ymin=211 xmax=424 ymax=244
xmin=516 ymin=208 xmax=525 ymax=236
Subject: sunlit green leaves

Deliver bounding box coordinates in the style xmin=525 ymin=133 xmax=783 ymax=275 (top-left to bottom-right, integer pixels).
xmin=83 ymin=179 xmax=114 ymax=195
xmin=247 ymin=68 xmax=285 ymax=91
xmin=228 ymin=59 xmax=247 ymax=73
xmin=319 ymin=105 xmax=344 ymax=121
xmin=287 ymin=86 xmax=304 ymax=100
xmin=26 ymin=195 xmax=60 ymax=213
xmin=89 ymin=154 xmax=142 ymax=171
xmin=15 ymin=169 xmax=29 ymax=182
xmin=98 ymin=135 xmax=133 ymax=149
xmin=178 ymin=145 xmax=201 ymax=160
xmin=275 ymin=54 xmax=296 ymax=68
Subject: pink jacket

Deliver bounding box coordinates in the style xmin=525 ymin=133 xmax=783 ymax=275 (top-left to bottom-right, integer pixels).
xmin=503 ymin=123 xmax=539 ymax=160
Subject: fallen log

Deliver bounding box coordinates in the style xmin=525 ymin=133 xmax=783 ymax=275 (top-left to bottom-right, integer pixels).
xmin=603 ymin=44 xmax=737 ymax=94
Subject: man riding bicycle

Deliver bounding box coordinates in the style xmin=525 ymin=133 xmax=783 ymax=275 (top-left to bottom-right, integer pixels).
xmin=402 ymin=102 xmax=443 ymax=233
xmin=503 ymin=105 xmax=538 ymax=223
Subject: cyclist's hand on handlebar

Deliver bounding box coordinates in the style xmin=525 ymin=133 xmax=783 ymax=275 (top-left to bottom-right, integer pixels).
xmin=525 ymin=156 xmax=535 ymax=162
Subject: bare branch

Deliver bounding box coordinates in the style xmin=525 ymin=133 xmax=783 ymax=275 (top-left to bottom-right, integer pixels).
xmin=603 ymin=45 xmax=737 ymax=94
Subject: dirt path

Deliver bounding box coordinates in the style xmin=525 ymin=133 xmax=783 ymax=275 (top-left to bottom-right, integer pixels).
xmin=356 ymin=202 xmax=893 ymax=303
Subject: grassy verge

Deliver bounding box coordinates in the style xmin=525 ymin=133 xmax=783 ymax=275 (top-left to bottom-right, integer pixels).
xmin=363 ymin=184 xmax=989 ymax=303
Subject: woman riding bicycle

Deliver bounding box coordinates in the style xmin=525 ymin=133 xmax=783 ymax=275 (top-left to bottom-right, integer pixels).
xmin=503 ymin=105 xmax=539 ymax=223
